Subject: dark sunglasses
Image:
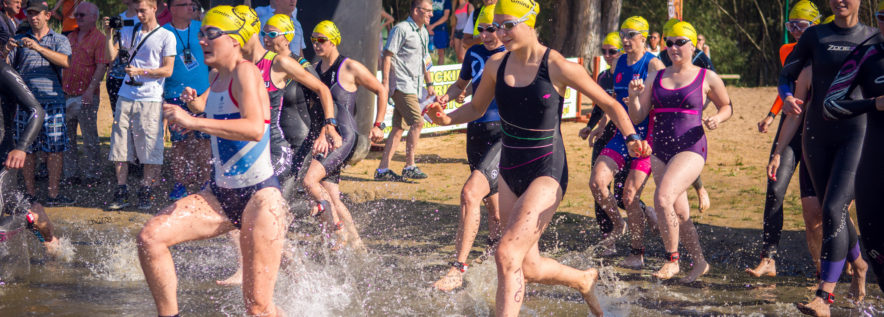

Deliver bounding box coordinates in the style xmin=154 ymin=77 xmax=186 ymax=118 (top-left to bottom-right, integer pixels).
xmin=666 ymin=38 xmax=691 ymax=47
xmin=73 ymin=13 xmax=86 ymax=18
xmin=476 ymin=25 xmax=497 ymax=33
xmin=602 ymin=48 xmax=620 ymax=56
xmin=310 ymin=37 xmax=329 ymax=44
xmin=198 ymin=27 xmax=236 ymax=41
xmin=261 ymin=30 xmax=292 ymax=39
xmin=877 ymin=12 xmax=884 ymax=22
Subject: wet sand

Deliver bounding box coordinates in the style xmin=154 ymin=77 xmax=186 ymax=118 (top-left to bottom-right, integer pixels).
xmin=1 ymin=86 xmax=882 ymax=315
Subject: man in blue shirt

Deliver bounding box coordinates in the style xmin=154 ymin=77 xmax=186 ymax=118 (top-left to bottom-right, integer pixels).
xmin=162 ymin=0 xmax=209 ymax=201
xmin=11 ymin=0 xmax=73 ymax=206
xmin=428 ymin=0 xmax=451 ymax=65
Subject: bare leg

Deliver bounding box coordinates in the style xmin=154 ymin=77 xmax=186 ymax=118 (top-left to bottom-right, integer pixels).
xmin=693 ymin=176 xmax=710 ymax=213
xmin=137 ymin=190 xmax=236 ymax=316
xmin=404 ymin=124 xmax=422 ymax=167
xmin=485 ymin=193 xmax=501 ymax=241
xmin=801 ymin=196 xmax=823 ymax=274
xmin=239 ymin=187 xmax=287 ymax=316
xmin=377 ymin=127 xmax=404 ymax=170
xmin=302 ymin=161 xmax=344 ymax=244
xmin=27 ymin=203 xmax=59 ymax=256
xmin=619 ymin=169 xmax=650 ymax=269
xmin=495 ymin=177 xmax=603 ymax=316
xmin=23 ymin=154 xmax=36 ymax=196
xmin=589 ymin=157 xmax=625 ymax=256
xmin=142 ymin=164 xmax=162 ymax=188
xmin=114 ymin=161 xmax=128 ymax=186
xmin=216 ymin=230 xmax=243 ymax=286
xmin=46 ymin=152 xmax=62 ymax=198
xmin=321 ymin=180 xmax=364 ymax=250
xmin=650 ymin=153 xmax=706 ymax=281
xmin=434 ymin=171 xmax=489 ymax=291
xmin=676 ymin=190 xmax=710 ymax=283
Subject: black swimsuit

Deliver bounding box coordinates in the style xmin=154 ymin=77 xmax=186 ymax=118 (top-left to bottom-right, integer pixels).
xmin=496 ymin=48 xmax=568 ymax=196
xmin=314 ymin=55 xmax=358 ymax=183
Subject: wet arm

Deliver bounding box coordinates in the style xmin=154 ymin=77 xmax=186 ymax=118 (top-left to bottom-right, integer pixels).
xmin=556 ymin=56 xmax=636 ymax=137
xmin=187 ymin=66 xmax=266 ymax=141
xmin=351 ymin=59 xmax=389 ymax=123
xmin=705 ymin=71 xmax=733 ymax=123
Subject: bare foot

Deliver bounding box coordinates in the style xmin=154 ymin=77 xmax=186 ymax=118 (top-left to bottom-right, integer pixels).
xmin=680 ymin=261 xmax=710 ymax=283
xmin=329 ymin=228 xmax=348 ymax=251
xmin=849 ymin=260 xmax=867 ymax=302
xmin=652 ymin=262 xmax=680 ymax=280
xmin=697 ymin=187 xmax=711 ymax=213
xmin=745 ymin=257 xmax=777 ymax=277
xmin=845 ymin=262 xmax=854 ymax=276
xmin=216 ymin=268 xmax=243 ymax=286
xmin=618 ymin=254 xmax=643 ymax=270
xmin=795 ymin=296 xmax=831 ymax=317
xmin=577 ymin=268 xmax=603 ymax=316
xmin=433 ymin=268 xmax=464 ymax=291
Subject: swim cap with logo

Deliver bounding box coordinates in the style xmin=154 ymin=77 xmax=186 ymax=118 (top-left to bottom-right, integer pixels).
xmin=669 ymin=21 xmax=697 ymax=46
xmin=662 ymin=18 xmax=679 ymax=38
xmin=202 ymin=5 xmax=258 ymax=47
xmin=621 ymin=16 xmax=649 ymax=38
xmin=789 ymin=0 xmax=820 ymax=24
xmin=494 ymin=0 xmax=539 ymax=28
xmin=602 ymin=32 xmax=622 ymax=50
xmin=823 ymin=15 xmax=834 ymax=24
xmin=313 ymin=20 xmax=341 ymax=46
xmin=266 ymin=14 xmax=295 ymax=42
xmin=473 ymin=4 xmax=496 ymax=34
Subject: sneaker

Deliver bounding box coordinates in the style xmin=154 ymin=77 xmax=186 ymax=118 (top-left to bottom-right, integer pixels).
xmin=168 ymin=183 xmax=188 ymax=201
xmin=401 ymin=166 xmax=428 ymax=179
xmin=107 ymin=186 xmax=129 ymax=211
xmin=374 ymin=169 xmax=404 ymax=181
xmin=137 ymin=187 xmax=153 ymax=211
xmin=45 ymin=195 xmax=75 ymax=206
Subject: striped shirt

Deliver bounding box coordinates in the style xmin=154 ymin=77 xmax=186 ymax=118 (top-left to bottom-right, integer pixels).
xmin=64 ymin=27 xmax=109 ymax=96
xmin=11 ymin=29 xmax=72 ymax=104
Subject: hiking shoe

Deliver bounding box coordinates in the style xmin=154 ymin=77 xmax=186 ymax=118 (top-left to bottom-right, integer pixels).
xmin=137 ymin=187 xmax=153 ymax=211
xmin=374 ymin=169 xmax=404 ymax=181
xmin=45 ymin=195 xmax=75 ymax=207
xmin=107 ymin=186 xmax=129 ymax=210
xmin=168 ymin=183 xmax=188 ymax=201
xmin=401 ymin=166 xmax=428 ymax=179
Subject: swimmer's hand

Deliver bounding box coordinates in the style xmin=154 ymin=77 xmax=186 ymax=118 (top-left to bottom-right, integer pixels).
xmin=783 ymin=96 xmax=804 ymax=115
xmin=424 ymin=101 xmax=451 ymax=125
xmin=4 ymin=149 xmax=26 ymax=169
xmin=180 ymin=87 xmax=198 ymax=104
xmin=757 ymin=115 xmax=774 ymax=133
xmin=703 ymin=116 xmax=721 ymax=130
xmin=313 ymin=131 xmax=331 ymax=156
xmin=767 ymin=153 xmax=781 ymax=181
xmin=323 ymin=125 xmax=343 ymax=150
xmin=455 ymin=91 xmax=467 ymax=104
xmin=163 ymin=102 xmax=194 ymax=130
xmin=628 ymin=77 xmax=645 ymax=96
xmin=626 ymin=139 xmax=652 ymax=158
xmin=370 ymin=126 xmax=385 ymax=144
xmin=588 ymin=127 xmax=604 ymax=145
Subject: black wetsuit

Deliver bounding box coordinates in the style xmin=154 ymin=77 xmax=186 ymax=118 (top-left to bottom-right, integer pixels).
xmin=822 ymin=33 xmax=884 ymax=291
xmin=590 ymin=70 xmax=650 ymax=235
xmin=496 ymin=48 xmax=567 ymax=196
xmin=308 ymin=55 xmax=357 ymax=183
xmin=778 ymin=22 xmax=876 ymax=283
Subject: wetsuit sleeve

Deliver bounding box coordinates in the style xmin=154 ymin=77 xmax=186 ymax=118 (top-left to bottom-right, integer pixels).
xmin=822 ymin=39 xmax=877 ymax=120
xmin=824 ymin=99 xmax=877 ymax=120
xmin=779 ymin=28 xmax=815 ymax=98
xmin=768 ymin=96 xmax=783 ymax=116
xmin=586 ymin=106 xmax=604 ymax=129
xmin=0 ymin=62 xmax=44 ymax=152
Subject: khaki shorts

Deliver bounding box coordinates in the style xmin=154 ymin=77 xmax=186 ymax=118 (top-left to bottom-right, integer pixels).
xmin=391 ymin=90 xmax=423 ymax=130
xmin=108 ymin=97 xmax=165 ymax=165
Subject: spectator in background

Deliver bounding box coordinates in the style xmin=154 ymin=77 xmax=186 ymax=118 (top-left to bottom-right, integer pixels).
xmin=155 ymin=0 xmax=170 ymax=25
xmin=103 ymin=0 xmax=176 ymax=210
xmin=62 ymin=1 xmax=106 ymax=186
xmin=697 ymin=34 xmax=710 ymax=60
xmin=162 ymin=0 xmax=209 ymax=201
xmin=375 ymin=0 xmax=435 ymax=181
xmin=50 ymin=0 xmax=78 ymax=35
xmin=2 ymin=0 xmax=22 ymax=27
xmin=647 ymin=31 xmax=661 ymax=56
xmin=461 ymin=0 xmax=495 ymax=49
xmin=11 ymin=0 xmax=73 ymax=205
xmin=428 ymin=0 xmax=450 ymax=65
xmin=249 ymin=0 xmax=306 ymax=56
xmin=106 ymin=0 xmax=138 ymax=115
xmin=451 ymin=0 xmax=472 ymax=63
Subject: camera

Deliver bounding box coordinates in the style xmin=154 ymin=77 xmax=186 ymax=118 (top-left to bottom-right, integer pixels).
xmin=182 ymin=48 xmax=193 ymax=64
xmin=109 ymin=16 xmax=135 ymax=29
xmin=124 ymin=78 xmax=143 ymax=87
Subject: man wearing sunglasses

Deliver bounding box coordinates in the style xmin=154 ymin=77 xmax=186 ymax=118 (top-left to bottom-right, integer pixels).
xmin=375 ymin=0 xmax=436 ymax=181
xmin=103 ymin=0 xmax=176 ymax=210
xmin=62 ymin=1 xmax=106 ymax=186
xmin=161 ymin=0 xmax=210 ymax=202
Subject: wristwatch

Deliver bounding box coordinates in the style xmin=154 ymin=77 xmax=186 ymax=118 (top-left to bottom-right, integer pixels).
xmin=325 ymin=118 xmax=338 ymax=127
xmin=625 ymin=133 xmax=643 ymax=143
xmin=373 ymin=122 xmax=386 ymax=130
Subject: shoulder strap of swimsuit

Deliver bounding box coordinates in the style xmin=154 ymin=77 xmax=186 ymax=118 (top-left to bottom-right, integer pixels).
xmin=537 ymin=48 xmax=551 ymax=79
xmin=497 ymin=52 xmax=511 ymax=82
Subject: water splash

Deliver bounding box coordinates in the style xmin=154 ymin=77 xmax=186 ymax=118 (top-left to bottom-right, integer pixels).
xmin=82 ymin=229 xmax=143 ymax=282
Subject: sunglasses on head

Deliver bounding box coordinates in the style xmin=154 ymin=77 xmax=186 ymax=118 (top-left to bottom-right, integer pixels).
xmin=198 ymin=27 xmax=236 ymax=41
xmin=602 ymin=48 xmax=619 ymax=56
xmin=620 ymin=30 xmax=642 ymax=40
xmin=476 ymin=25 xmax=497 ymax=33
xmin=311 ymin=37 xmax=329 ymax=44
xmin=261 ymin=30 xmax=293 ymax=39
xmin=786 ymin=20 xmax=813 ymax=32
xmin=666 ymin=38 xmax=691 ymax=47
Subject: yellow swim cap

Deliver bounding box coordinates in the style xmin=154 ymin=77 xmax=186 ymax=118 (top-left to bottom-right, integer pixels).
xmin=266 ymin=14 xmax=295 ymax=42
xmin=203 ymin=5 xmax=256 ymax=47
xmin=662 ymin=18 xmax=679 ymax=38
xmin=313 ymin=20 xmax=341 ymax=46
xmin=789 ymin=0 xmax=820 ymax=24
xmin=602 ymin=32 xmax=622 ymax=50
xmin=494 ymin=0 xmax=539 ymax=29
xmin=823 ymin=15 xmax=834 ymax=24
xmin=476 ymin=4 xmax=495 ymax=26
xmin=621 ymin=16 xmax=649 ymax=38
xmin=669 ymin=21 xmax=698 ymax=47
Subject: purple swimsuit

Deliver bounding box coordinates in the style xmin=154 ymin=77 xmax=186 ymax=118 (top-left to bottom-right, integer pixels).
xmin=648 ymin=68 xmax=708 ymax=164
